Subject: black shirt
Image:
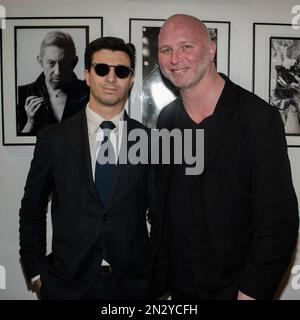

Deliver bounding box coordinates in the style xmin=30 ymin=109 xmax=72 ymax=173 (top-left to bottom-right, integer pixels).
xmin=166 ymin=101 xmax=211 ymax=293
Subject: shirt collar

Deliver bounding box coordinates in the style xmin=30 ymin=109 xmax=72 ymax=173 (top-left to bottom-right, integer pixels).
xmin=86 ymin=104 xmax=124 ymax=133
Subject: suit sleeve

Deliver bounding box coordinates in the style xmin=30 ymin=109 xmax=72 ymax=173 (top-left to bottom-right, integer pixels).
xmin=239 ymin=107 xmax=299 ymax=299
xmin=19 ymin=130 xmax=54 ymax=283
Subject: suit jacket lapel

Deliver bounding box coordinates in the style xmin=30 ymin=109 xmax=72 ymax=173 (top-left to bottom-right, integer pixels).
xmin=203 ymin=77 xmax=238 ymax=169
xmin=63 ymin=110 xmax=101 ymax=204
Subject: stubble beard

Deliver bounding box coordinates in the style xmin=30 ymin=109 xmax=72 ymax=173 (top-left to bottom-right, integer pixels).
xmin=91 ymin=89 xmax=128 ymax=108
xmin=166 ymin=58 xmax=211 ymax=91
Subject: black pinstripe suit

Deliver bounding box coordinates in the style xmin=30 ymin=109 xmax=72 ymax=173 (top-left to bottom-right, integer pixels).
xmin=19 ymin=110 xmax=161 ymax=299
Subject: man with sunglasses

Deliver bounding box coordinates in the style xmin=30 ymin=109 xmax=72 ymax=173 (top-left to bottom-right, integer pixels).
xmin=19 ymin=37 xmax=162 ymax=300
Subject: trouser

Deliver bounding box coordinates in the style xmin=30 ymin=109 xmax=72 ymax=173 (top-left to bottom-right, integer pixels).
xmin=83 ymin=266 xmax=129 ymax=300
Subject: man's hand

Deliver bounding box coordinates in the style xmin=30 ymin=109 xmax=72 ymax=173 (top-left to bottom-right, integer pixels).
xmin=237 ymin=290 xmax=255 ymax=300
xmin=158 ymin=291 xmax=170 ymax=300
xmin=22 ymin=96 xmax=43 ymax=132
xmin=31 ymin=278 xmax=42 ymax=293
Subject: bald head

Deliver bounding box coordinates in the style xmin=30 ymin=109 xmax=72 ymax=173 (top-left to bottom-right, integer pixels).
xmin=159 ymin=14 xmax=210 ymax=46
xmin=157 ymin=14 xmax=217 ymax=91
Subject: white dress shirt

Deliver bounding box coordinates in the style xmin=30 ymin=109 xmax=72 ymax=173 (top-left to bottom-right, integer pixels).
xmin=86 ymin=105 xmax=124 ymax=180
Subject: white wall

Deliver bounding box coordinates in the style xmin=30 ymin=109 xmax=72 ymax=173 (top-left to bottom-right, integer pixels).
xmin=0 ymin=0 xmax=300 ymax=299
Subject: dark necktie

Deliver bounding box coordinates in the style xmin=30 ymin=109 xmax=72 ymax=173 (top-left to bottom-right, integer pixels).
xmin=95 ymin=121 xmax=116 ymax=207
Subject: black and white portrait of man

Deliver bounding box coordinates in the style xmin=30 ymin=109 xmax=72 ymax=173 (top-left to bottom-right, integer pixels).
xmin=16 ymin=28 xmax=89 ymax=135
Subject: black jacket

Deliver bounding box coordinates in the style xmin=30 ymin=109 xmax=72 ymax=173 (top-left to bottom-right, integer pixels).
xmin=157 ymin=75 xmax=299 ymax=299
xmin=19 ymin=110 xmax=161 ymax=299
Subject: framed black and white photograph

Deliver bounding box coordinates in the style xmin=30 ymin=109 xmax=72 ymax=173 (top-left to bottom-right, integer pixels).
xmin=0 ymin=17 xmax=103 ymax=145
xmin=253 ymin=23 xmax=300 ymax=147
xmin=129 ymin=18 xmax=230 ymax=128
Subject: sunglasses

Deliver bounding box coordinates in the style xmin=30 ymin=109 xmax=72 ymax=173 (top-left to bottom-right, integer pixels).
xmin=91 ymin=63 xmax=133 ymax=79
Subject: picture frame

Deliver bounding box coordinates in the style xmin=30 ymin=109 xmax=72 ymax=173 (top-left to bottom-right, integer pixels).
xmin=129 ymin=18 xmax=231 ymax=128
xmin=253 ymin=23 xmax=300 ymax=147
xmin=0 ymin=16 xmax=103 ymax=145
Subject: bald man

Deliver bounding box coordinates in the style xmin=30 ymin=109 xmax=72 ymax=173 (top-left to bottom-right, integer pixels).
xmin=156 ymin=14 xmax=299 ymax=300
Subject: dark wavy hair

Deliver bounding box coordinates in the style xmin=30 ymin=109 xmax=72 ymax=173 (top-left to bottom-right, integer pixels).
xmin=84 ymin=36 xmax=136 ymax=71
